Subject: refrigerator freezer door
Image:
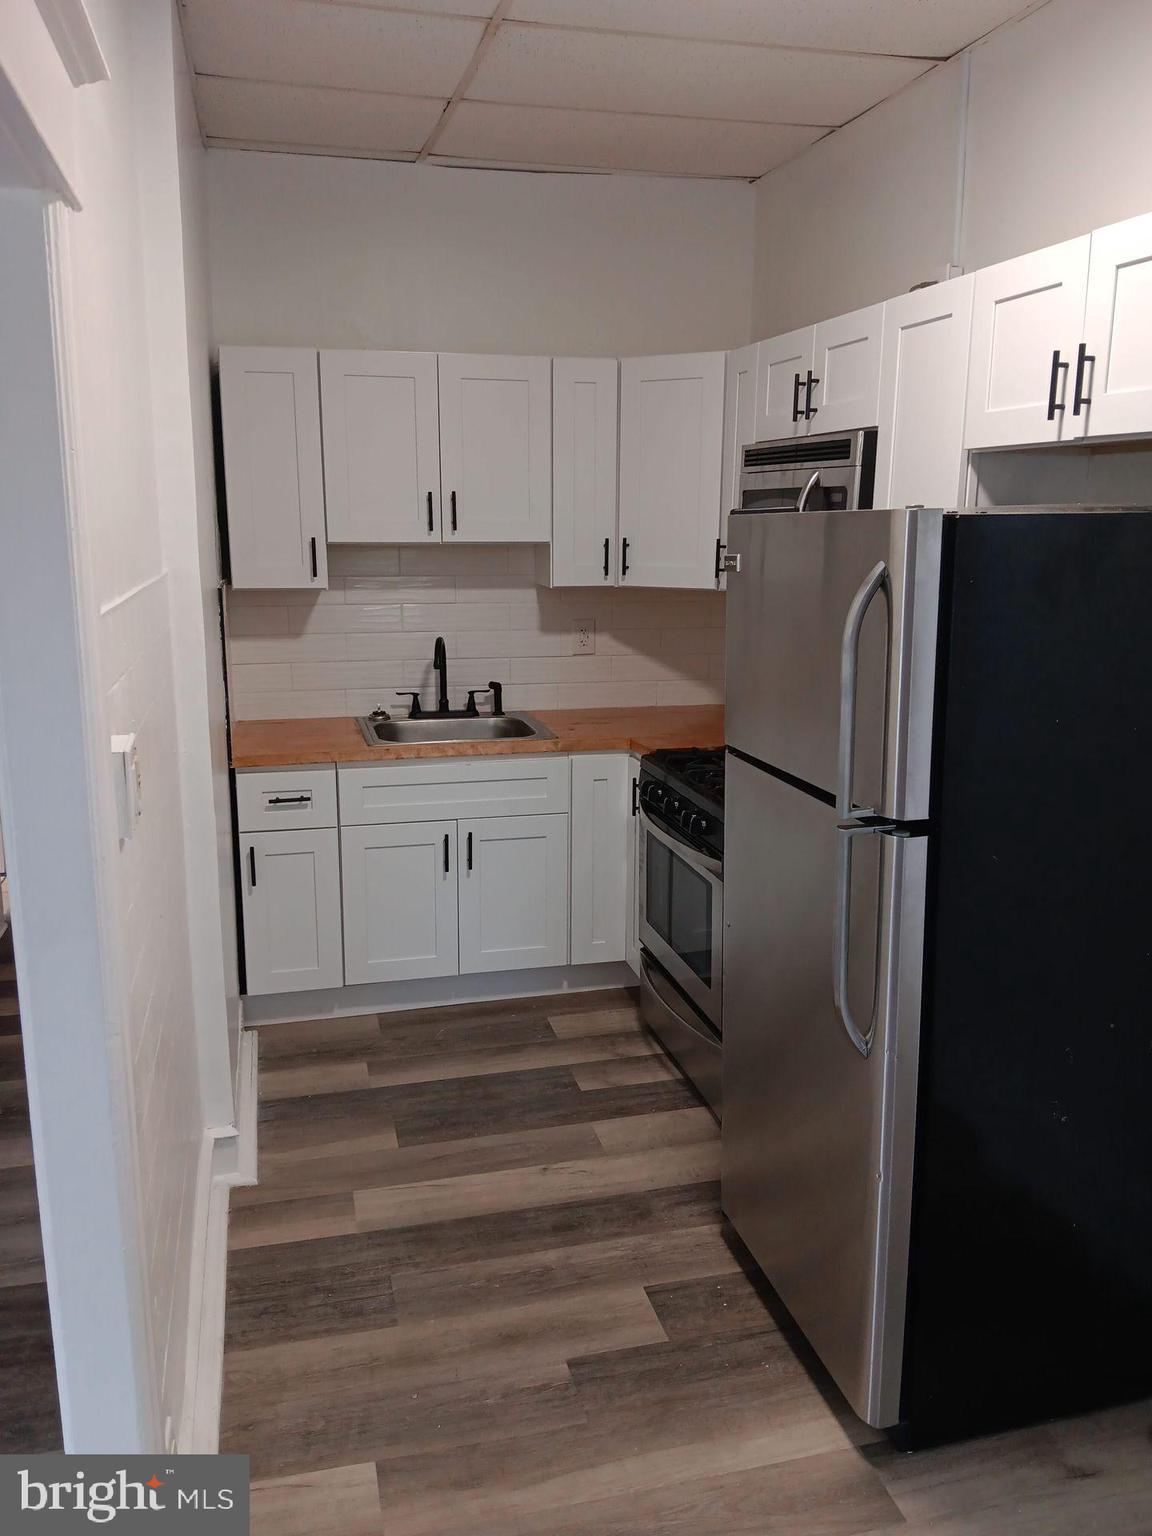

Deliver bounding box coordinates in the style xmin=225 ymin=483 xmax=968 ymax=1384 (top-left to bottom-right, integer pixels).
xmin=721 ymin=751 xmax=926 ymax=1426
xmin=725 ymin=506 xmax=942 ymax=821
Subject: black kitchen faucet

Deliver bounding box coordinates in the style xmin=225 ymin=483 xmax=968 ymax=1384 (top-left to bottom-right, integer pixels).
xmin=432 ymin=635 xmax=450 ymax=714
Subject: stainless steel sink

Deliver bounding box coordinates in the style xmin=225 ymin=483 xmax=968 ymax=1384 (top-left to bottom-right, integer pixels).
xmin=355 ymin=711 xmax=556 ymax=746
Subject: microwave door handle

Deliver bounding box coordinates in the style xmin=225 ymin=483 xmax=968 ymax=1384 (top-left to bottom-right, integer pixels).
xmin=836 ymin=560 xmax=888 ymax=817
xmin=796 ymin=470 xmax=821 ymax=513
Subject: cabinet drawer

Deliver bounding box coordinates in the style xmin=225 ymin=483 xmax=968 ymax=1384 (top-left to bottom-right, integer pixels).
xmin=236 ymin=768 xmax=338 ymax=832
xmin=338 ymin=755 xmax=570 ymax=824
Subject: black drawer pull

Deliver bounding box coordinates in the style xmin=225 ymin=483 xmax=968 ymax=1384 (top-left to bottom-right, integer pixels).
xmin=467 ymin=831 xmax=474 ymax=871
xmin=267 ymin=795 xmax=309 ymax=805
xmin=603 ymin=536 xmax=610 ymax=579
xmin=310 ymin=536 xmax=318 ymax=579
xmin=621 ymin=536 xmax=629 ymax=578
xmin=450 ymin=490 xmax=458 ymax=532
xmin=426 ymin=490 xmax=434 ymax=533
xmin=443 ymin=834 xmax=450 ymax=874
xmin=248 ymin=847 xmax=257 ymax=887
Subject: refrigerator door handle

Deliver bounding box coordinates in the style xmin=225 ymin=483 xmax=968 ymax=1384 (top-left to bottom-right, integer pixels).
xmin=833 ymin=818 xmax=885 ymax=1057
xmin=836 ymin=560 xmax=889 ymax=817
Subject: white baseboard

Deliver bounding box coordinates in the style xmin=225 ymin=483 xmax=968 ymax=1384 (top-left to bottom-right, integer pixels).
xmin=177 ymin=1028 xmax=259 ymax=1454
xmin=241 ymin=961 xmax=637 ymax=1027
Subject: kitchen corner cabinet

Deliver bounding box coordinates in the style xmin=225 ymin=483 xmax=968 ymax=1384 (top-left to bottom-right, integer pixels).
xmin=342 ymin=821 xmax=459 ymax=984
xmin=570 ymin=754 xmax=630 ymax=965
xmin=1080 ymin=212 xmax=1152 ymax=439
xmin=241 ymin=829 xmax=343 ymax=995
xmin=619 ymin=351 xmax=726 ymax=589
xmin=875 ymin=275 xmax=974 ymax=510
xmin=437 ymin=354 xmax=552 ymax=543
xmin=547 ymin=358 xmax=620 ymax=586
xmin=458 ymin=814 xmax=570 ymax=972
xmin=320 ymin=350 xmax=441 ymax=543
xmin=964 ymin=235 xmax=1092 ymax=449
xmin=219 ymin=347 xmax=329 ymax=589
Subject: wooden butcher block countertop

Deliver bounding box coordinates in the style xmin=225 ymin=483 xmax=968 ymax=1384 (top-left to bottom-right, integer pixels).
xmin=231 ymin=706 xmax=725 ymax=769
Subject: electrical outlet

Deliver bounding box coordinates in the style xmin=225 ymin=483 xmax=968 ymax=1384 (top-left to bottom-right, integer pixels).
xmin=573 ymin=622 xmax=595 ymax=654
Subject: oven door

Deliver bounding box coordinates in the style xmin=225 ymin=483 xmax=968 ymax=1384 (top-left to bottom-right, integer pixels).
xmin=740 ymin=465 xmax=855 ymax=513
xmin=638 ymin=807 xmax=723 ymax=1026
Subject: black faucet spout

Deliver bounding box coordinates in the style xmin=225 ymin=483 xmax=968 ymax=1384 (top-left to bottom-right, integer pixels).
xmin=432 ymin=636 xmax=450 ymax=715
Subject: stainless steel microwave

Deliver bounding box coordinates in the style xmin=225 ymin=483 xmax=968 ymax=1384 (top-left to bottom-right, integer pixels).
xmin=738 ymin=427 xmax=877 ymax=515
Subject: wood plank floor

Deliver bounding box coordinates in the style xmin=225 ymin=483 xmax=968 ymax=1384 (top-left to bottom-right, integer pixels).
xmin=220 ymin=988 xmax=1152 ymax=1536
xmin=0 ymin=928 xmax=62 ymax=1453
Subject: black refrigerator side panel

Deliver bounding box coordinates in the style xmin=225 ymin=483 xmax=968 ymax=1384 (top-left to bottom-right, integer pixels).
xmin=902 ymin=511 xmax=1152 ymax=1445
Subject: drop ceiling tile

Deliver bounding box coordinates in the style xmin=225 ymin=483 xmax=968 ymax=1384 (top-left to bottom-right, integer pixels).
xmin=195 ymin=76 xmax=445 ymax=155
xmin=181 ymin=0 xmax=485 ymax=97
xmin=311 ymin=0 xmax=499 ymax=14
xmin=468 ymin=25 xmax=932 ymax=126
xmin=506 ymin=0 xmax=1036 ymax=59
xmin=435 ymin=101 xmax=824 ymax=177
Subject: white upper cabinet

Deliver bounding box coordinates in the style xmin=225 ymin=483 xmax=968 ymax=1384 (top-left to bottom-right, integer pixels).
xmin=570 ymin=754 xmax=629 ymax=966
xmin=720 ymin=343 xmax=759 ymax=567
xmin=754 ymin=326 xmax=815 ymax=440
xmin=809 ymin=304 xmax=884 ymax=433
xmin=1080 ymin=212 xmax=1152 ymax=440
xmin=219 ymin=347 xmax=328 ymax=589
xmin=320 ymin=350 xmax=441 ymax=544
xmin=875 ymin=275 xmax=975 ymax=511
xmin=458 ymin=813 xmax=570 ymax=973
xmin=437 ymin=353 xmax=552 ymax=543
xmin=964 ymin=236 xmax=1092 ymax=450
xmin=619 ymin=351 xmax=726 ymax=590
xmin=549 ymin=357 xmax=619 ymax=586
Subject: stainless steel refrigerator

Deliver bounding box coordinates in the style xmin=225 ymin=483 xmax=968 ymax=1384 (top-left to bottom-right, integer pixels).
xmin=722 ymin=503 xmax=1152 ymax=1446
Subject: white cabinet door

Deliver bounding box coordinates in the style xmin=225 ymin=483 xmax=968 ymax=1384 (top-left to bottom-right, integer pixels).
xmin=754 ymin=326 xmax=814 ymax=441
xmin=618 ymin=352 xmax=726 ymax=590
xmin=550 ymin=358 xmax=619 ymax=586
xmin=342 ymin=821 xmax=459 ymax=984
xmin=437 ymin=353 xmax=552 ymax=543
xmin=1081 ymin=212 xmax=1152 ymax=439
xmin=570 ymin=755 xmax=629 ymax=965
xmin=810 ymin=304 xmax=884 ymax=432
xmin=875 ymin=275 xmax=975 ymax=511
xmin=720 ymin=343 xmax=759 ymax=577
xmin=965 ymin=236 xmax=1091 ymax=449
xmin=320 ymin=350 xmax=441 ymax=544
xmin=458 ymin=814 xmax=569 ymax=973
xmin=220 ymin=347 xmax=328 ymax=589
xmin=241 ymin=829 xmax=342 ymax=995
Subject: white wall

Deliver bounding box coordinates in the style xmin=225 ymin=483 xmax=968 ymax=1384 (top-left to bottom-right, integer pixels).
xmin=752 ymin=0 xmax=1152 ymax=337
xmin=206 ymin=151 xmax=755 ymax=356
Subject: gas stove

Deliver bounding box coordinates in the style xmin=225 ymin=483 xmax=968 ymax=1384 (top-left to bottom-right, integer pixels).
xmin=637 ymin=747 xmax=725 ymax=859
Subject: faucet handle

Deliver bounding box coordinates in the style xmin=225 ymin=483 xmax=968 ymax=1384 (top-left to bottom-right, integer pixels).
xmin=487 ymin=680 xmax=504 ymax=717
xmin=464 ymin=689 xmax=489 ymax=717
xmin=395 ymin=691 xmax=423 ymax=718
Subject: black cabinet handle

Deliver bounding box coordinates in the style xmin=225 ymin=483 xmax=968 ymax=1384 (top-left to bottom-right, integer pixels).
xmin=466 ymin=831 xmax=473 ymax=871
xmin=443 ymin=834 xmax=450 ymax=874
xmin=1046 ymin=349 xmax=1069 ymax=420
xmin=450 ymin=490 xmax=458 ymax=532
xmin=603 ymin=536 xmax=610 ymax=579
xmin=805 ymin=370 xmax=819 ymax=420
xmin=309 ymin=536 xmax=318 ymax=579
xmin=791 ymin=371 xmax=803 ymax=423
xmin=248 ymin=847 xmax=256 ymax=887
xmin=426 ymin=490 xmax=434 ymax=533
xmin=714 ymin=537 xmax=724 ymax=582
xmin=1072 ymin=342 xmax=1094 ymax=416
xmin=267 ymin=795 xmax=309 ymax=805
xmin=621 ymin=537 xmax=629 ymax=578
xmin=631 ymin=777 xmax=638 ymax=817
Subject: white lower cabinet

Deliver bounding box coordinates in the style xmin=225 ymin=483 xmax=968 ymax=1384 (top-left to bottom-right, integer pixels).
xmin=342 ymin=820 xmax=459 ymax=984
xmin=570 ymin=754 xmax=630 ymax=965
xmin=241 ymin=829 xmax=343 ymax=995
xmin=458 ymin=814 xmax=570 ymax=973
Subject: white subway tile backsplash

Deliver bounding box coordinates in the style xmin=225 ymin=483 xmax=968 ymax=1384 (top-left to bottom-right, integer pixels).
xmin=226 ymin=546 xmax=725 ymax=721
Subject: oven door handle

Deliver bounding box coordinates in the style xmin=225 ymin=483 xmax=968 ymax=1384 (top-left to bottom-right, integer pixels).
xmin=638 ymin=804 xmax=723 ymax=878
